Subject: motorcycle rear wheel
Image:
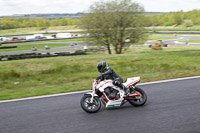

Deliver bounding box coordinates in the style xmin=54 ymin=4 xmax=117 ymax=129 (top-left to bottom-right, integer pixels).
xmin=127 ymin=87 xmax=147 ymax=106
xmin=80 ymin=95 xmax=101 ymax=113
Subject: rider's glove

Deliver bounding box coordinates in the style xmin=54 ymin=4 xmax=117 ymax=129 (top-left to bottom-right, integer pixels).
xmin=114 ymin=80 xmax=120 ymax=85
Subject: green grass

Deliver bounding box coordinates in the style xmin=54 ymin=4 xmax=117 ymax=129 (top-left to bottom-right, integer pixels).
xmin=146 ymin=25 xmax=200 ymax=31
xmin=0 ymin=36 xmax=178 ymax=53
xmin=0 ymin=44 xmax=70 ymax=52
xmin=0 ymin=46 xmax=200 ymax=100
xmin=2 ymin=25 xmax=200 ymax=37
xmin=147 ymin=37 xmax=179 ymax=41
xmin=1 ymin=26 xmax=81 ymax=36
xmin=0 ymin=37 xmax=84 ymax=53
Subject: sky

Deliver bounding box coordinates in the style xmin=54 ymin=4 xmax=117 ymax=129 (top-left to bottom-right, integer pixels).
xmin=0 ymin=0 xmax=200 ymax=16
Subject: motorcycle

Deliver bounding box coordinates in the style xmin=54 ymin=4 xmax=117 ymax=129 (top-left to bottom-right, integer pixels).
xmin=80 ymin=77 xmax=147 ymax=113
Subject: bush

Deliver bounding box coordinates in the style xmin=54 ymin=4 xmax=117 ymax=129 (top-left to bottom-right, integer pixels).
xmin=183 ymin=19 xmax=193 ymax=27
xmin=0 ymin=70 xmax=21 ymax=79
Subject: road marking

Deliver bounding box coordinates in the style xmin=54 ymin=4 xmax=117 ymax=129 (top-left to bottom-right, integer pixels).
xmin=139 ymin=75 xmax=200 ymax=86
xmin=0 ymin=75 xmax=200 ymax=103
xmin=0 ymin=90 xmax=90 ymax=103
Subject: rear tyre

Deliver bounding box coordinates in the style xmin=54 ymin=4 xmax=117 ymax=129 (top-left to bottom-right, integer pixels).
xmin=128 ymin=87 xmax=147 ymax=106
xmin=80 ymin=95 xmax=101 ymax=113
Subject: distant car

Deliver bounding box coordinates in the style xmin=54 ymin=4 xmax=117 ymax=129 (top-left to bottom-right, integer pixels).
xmin=45 ymin=45 xmax=50 ymax=50
xmin=12 ymin=37 xmax=19 ymax=41
xmin=6 ymin=37 xmax=21 ymax=43
xmin=0 ymin=37 xmax=11 ymax=42
xmin=26 ymin=36 xmax=36 ymax=41
xmin=35 ymin=36 xmax=46 ymax=40
xmin=56 ymin=33 xmax=72 ymax=39
xmin=46 ymin=36 xmax=55 ymax=39
xmin=32 ymin=47 xmax=37 ymax=51
xmin=51 ymin=35 xmax=56 ymax=38
xmin=72 ymin=34 xmax=77 ymax=37
xmin=19 ymin=37 xmax=26 ymax=40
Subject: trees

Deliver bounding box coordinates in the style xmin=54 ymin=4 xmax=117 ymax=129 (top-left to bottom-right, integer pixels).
xmin=36 ymin=18 xmax=49 ymax=27
xmin=183 ymin=19 xmax=193 ymax=27
xmin=80 ymin=0 xmax=146 ymax=54
xmin=0 ymin=17 xmax=79 ymax=29
xmin=144 ymin=10 xmax=200 ymax=27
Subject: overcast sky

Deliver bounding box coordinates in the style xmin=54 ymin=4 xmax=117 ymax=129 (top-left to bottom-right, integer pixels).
xmin=0 ymin=0 xmax=200 ymax=16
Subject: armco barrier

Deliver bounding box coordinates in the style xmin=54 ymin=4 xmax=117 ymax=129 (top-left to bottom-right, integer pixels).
xmin=0 ymin=46 xmax=17 ymax=49
xmin=0 ymin=50 xmax=86 ymax=61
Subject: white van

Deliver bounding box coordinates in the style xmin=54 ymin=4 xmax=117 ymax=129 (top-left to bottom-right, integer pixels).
xmin=56 ymin=33 xmax=72 ymax=39
xmin=26 ymin=36 xmax=36 ymax=40
xmin=0 ymin=37 xmax=10 ymax=42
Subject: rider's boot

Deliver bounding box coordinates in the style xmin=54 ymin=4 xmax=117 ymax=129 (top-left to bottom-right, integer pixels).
xmin=123 ymin=86 xmax=130 ymax=96
xmin=119 ymin=84 xmax=129 ymax=96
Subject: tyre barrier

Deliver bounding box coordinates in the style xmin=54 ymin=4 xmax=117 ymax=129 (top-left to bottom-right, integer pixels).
xmin=0 ymin=46 xmax=17 ymax=49
xmin=0 ymin=50 xmax=86 ymax=61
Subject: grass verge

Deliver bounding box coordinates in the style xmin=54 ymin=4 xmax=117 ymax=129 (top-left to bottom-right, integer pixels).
xmin=1 ymin=26 xmax=81 ymax=36
xmin=0 ymin=46 xmax=200 ymax=100
xmin=0 ymin=44 xmax=70 ymax=52
xmin=147 ymin=37 xmax=179 ymax=41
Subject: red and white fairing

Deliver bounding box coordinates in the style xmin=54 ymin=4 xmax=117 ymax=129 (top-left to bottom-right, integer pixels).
xmin=95 ymin=80 xmax=124 ymax=107
xmin=92 ymin=77 xmax=140 ymax=108
xmin=123 ymin=77 xmax=140 ymax=87
xmin=81 ymin=75 xmax=147 ymax=113
xmin=96 ymin=80 xmax=114 ymax=91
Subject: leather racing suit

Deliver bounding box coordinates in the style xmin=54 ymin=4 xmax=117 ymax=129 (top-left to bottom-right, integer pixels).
xmin=96 ymin=66 xmax=125 ymax=90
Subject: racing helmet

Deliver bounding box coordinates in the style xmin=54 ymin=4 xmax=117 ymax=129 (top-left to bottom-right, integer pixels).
xmin=97 ymin=61 xmax=108 ymax=73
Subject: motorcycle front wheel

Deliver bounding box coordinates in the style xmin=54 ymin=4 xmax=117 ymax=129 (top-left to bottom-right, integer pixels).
xmin=80 ymin=95 xmax=101 ymax=113
xmin=127 ymin=87 xmax=147 ymax=107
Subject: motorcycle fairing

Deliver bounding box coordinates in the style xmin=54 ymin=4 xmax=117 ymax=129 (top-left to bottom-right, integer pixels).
xmin=106 ymin=99 xmax=122 ymax=108
xmin=95 ymin=77 xmax=140 ymax=108
xmin=123 ymin=77 xmax=140 ymax=87
xmin=96 ymin=80 xmax=125 ymax=106
xmin=102 ymin=92 xmax=123 ymax=107
xmin=97 ymin=80 xmax=115 ymax=91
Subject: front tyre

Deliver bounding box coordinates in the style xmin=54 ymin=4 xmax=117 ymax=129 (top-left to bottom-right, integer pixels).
xmin=128 ymin=87 xmax=147 ymax=107
xmin=80 ymin=95 xmax=101 ymax=113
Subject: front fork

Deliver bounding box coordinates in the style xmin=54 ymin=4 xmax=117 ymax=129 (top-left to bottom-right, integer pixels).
xmin=90 ymin=90 xmax=95 ymax=103
xmin=90 ymin=91 xmax=94 ymax=103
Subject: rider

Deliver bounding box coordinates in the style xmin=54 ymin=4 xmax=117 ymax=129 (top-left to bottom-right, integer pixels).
xmin=96 ymin=61 xmax=129 ymax=96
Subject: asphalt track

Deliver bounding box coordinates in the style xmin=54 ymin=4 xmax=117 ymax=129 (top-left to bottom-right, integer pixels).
xmin=1 ymin=35 xmax=200 ymax=55
xmin=147 ymin=35 xmax=200 ymax=46
xmin=0 ymin=42 xmax=83 ymax=55
xmin=0 ymin=77 xmax=200 ymax=133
